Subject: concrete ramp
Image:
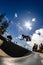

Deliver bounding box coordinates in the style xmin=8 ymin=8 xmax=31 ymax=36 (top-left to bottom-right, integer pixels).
xmin=0 ymin=49 xmax=10 ymax=57
xmin=0 ymin=35 xmax=32 ymax=57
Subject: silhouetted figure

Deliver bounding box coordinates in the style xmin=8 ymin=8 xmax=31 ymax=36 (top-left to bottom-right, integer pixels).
xmin=39 ymin=43 xmax=43 ymax=52
xmin=32 ymin=43 xmax=38 ymax=52
xmin=20 ymin=34 xmax=31 ymax=41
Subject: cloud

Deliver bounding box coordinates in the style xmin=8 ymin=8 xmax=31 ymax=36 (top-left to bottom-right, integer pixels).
xmin=14 ymin=13 xmax=18 ymax=18
xmin=35 ymin=28 xmax=43 ymax=36
xmin=32 ymin=18 xmax=36 ymax=22
xmin=18 ymin=35 xmax=22 ymax=39
xmin=25 ymin=28 xmax=43 ymax=48
xmin=31 ymin=28 xmax=43 ymax=45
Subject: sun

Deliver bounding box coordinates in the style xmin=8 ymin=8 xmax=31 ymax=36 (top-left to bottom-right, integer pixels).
xmin=24 ymin=21 xmax=32 ymax=30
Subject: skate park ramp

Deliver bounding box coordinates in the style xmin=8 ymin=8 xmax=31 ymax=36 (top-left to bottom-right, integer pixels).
xmin=0 ymin=35 xmax=32 ymax=57
xmin=0 ymin=49 xmax=10 ymax=57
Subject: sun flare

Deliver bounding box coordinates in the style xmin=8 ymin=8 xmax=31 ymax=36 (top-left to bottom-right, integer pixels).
xmin=24 ymin=21 xmax=32 ymax=30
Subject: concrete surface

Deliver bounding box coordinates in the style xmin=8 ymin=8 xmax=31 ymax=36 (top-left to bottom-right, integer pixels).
xmin=0 ymin=52 xmax=43 ymax=65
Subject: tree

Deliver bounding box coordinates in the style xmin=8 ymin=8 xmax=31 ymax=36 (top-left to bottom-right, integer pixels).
xmin=7 ymin=35 xmax=12 ymax=41
xmin=20 ymin=34 xmax=31 ymax=41
xmin=0 ymin=13 xmax=6 ymax=22
xmin=0 ymin=13 xmax=10 ymax=35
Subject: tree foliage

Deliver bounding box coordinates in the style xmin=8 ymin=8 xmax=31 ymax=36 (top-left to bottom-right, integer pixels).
xmin=0 ymin=13 xmax=10 ymax=35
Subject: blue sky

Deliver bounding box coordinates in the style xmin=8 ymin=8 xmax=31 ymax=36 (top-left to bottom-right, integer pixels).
xmin=0 ymin=0 xmax=43 ymax=48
